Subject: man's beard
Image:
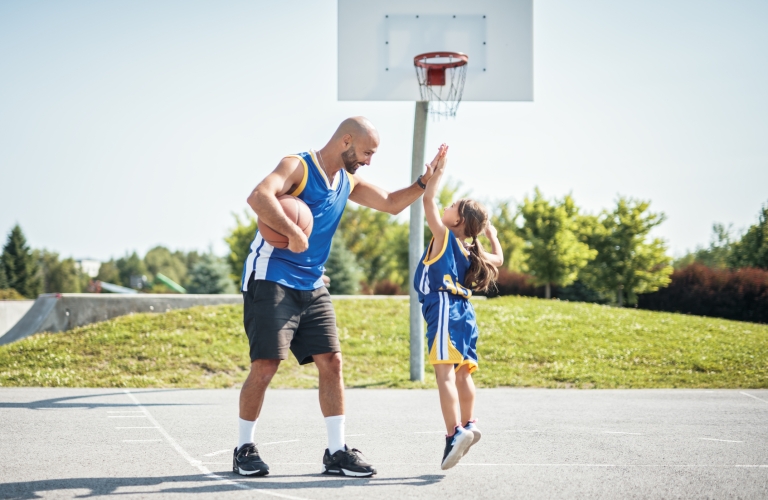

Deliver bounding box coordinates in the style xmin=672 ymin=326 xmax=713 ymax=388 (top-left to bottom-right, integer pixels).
xmin=341 ymin=147 xmax=361 ymax=174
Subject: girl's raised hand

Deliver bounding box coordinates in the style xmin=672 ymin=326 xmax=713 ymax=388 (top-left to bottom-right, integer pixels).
xmin=422 ymin=143 xmax=448 ymax=183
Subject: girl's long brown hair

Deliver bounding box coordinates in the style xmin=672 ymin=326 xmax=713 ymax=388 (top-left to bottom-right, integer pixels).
xmin=456 ymin=199 xmax=498 ymax=293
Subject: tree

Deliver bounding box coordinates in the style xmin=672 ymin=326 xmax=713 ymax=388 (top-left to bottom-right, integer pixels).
xmin=144 ymin=246 xmax=188 ymax=286
xmin=187 ymin=253 xmax=236 ymax=294
xmin=729 ymin=203 xmax=768 ymax=270
xmin=324 ymin=235 xmax=362 ymax=294
xmin=116 ymin=252 xmax=148 ymax=290
xmin=225 ymin=211 xmax=258 ymax=288
xmin=579 ymin=197 xmax=673 ymax=306
xmin=517 ymin=189 xmax=595 ymax=299
xmin=36 ymin=250 xmax=86 ymax=293
xmin=0 ymin=261 xmax=8 ymax=290
xmin=674 ymin=223 xmax=735 ymax=270
xmin=338 ymin=204 xmax=409 ymax=289
xmin=96 ymin=259 xmax=122 ymax=285
xmin=1 ymin=224 xmax=42 ymax=298
xmin=489 ymin=200 xmax=526 ymax=272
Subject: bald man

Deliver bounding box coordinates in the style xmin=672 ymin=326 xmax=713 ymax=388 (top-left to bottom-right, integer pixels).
xmin=234 ymin=117 xmax=446 ymax=477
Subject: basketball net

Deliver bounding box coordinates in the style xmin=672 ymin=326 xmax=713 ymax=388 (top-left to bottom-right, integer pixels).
xmin=414 ymin=52 xmax=468 ymax=119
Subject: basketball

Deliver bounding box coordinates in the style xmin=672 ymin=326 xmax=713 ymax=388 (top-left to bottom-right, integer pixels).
xmin=258 ymin=195 xmax=313 ymax=249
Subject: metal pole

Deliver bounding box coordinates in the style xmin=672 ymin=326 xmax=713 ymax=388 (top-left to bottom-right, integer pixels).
xmin=409 ymin=101 xmax=428 ymax=382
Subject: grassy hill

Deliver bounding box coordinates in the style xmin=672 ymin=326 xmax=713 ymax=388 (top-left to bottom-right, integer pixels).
xmin=1 ymin=296 xmax=766 ymax=389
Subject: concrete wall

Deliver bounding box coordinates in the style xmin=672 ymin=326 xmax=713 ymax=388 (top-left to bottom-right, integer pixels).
xmin=0 ymin=300 xmax=35 ymax=337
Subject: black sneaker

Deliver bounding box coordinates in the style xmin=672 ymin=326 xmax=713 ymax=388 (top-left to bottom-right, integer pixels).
xmin=441 ymin=426 xmax=474 ymax=470
xmin=462 ymin=420 xmax=482 ymax=456
xmin=233 ymin=443 xmax=269 ymax=476
xmin=322 ymin=446 xmax=377 ymax=477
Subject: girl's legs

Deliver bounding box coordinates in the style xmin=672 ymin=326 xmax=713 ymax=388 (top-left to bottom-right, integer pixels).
xmin=434 ymin=364 xmax=461 ymax=434
xmin=455 ymin=364 xmax=476 ymax=425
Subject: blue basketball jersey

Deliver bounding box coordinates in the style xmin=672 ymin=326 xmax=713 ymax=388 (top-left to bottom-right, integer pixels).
xmin=241 ymin=150 xmax=354 ymax=291
xmin=414 ymin=229 xmax=473 ymax=302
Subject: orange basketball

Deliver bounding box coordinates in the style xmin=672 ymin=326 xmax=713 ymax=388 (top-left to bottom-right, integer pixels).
xmin=258 ymin=195 xmax=313 ymax=249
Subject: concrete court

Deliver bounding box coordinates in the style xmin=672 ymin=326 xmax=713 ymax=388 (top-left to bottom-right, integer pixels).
xmin=0 ymin=388 xmax=767 ymax=499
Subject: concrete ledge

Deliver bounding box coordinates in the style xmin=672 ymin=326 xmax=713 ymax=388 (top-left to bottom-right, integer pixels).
xmin=0 ymin=300 xmax=35 ymax=337
xmin=0 ymin=294 xmax=243 ymax=346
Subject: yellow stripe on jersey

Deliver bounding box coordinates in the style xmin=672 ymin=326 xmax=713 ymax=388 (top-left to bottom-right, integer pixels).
xmin=423 ymin=229 xmax=450 ymax=265
xmin=286 ymin=155 xmax=309 ymax=197
xmin=345 ymin=170 xmax=355 ymax=191
xmin=457 ymin=239 xmax=470 ymax=259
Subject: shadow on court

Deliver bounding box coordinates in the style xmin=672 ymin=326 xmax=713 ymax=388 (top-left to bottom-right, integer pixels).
xmin=0 ymin=390 xmax=209 ymax=410
xmin=0 ymin=473 xmax=445 ymax=499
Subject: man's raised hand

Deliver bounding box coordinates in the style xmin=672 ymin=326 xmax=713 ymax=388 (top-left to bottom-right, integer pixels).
xmin=422 ymin=143 xmax=448 ymax=184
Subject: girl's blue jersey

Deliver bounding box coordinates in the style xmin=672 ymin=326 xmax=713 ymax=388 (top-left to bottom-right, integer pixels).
xmin=414 ymin=229 xmax=473 ymax=302
xmin=241 ymin=150 xmax=354 ymax=291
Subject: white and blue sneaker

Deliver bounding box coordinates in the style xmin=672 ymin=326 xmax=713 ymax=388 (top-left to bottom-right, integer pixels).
xmin=463 ymin=419 xmax=482 ymax=456
xmin=441 ymin=425 xmax=474 ymax=470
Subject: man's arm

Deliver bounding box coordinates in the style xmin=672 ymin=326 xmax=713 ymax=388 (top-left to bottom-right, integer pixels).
xmin=246 ymin=157 xmax=309 ymax=253
xmin=348 ymin=144 xmax=447 ymax=215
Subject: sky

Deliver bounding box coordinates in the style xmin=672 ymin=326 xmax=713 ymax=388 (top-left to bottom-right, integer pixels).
xmin=1 ymin=0 xmax=766 ymax=261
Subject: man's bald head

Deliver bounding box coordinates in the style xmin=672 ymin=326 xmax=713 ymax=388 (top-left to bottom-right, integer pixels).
xmin=332 ymin=116 xmax=380 ymax=145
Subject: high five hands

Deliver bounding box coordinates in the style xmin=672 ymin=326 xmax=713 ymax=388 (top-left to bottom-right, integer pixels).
xmin=421 ymin=143 xmax=449 ymax=184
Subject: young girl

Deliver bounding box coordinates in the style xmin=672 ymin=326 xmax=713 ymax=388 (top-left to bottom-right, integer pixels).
xmin=414 ymin=146 xmax=504 ymax=470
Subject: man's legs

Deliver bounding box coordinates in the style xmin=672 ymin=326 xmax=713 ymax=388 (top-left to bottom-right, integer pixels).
xmin=240 ymin=359 xmax=281 ymax=420
xmin=315 ymin=352 xmax=345 ymax=454
xmin=314 ymin=352 xmax=344 ymax=417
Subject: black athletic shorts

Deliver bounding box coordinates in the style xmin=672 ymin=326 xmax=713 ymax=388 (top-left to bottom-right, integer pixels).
xmin=242 ymin=277 xmax=339 ymax=365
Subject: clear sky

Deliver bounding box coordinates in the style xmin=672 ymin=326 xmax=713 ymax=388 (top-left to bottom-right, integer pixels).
xmin=1 ymin=0 xmax=766 ymax=261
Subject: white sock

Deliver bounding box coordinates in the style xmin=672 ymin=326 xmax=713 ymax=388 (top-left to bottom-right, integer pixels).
xmin=238 ymin=418 xmax=257 ymax=450
xmin=324 ymin=415 xmax=346 ymax=454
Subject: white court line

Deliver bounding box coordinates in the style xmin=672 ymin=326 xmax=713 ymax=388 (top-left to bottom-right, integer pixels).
xmin=123 ymin=439 xmax=163 ymax=442
xmin=604 ymin=431 xmax=643 ymax=435
xmin=116 ymin=427 xmax=159 ymax=429
xmin=505 ymin=430 xmax=541 ymax=433
xmin=108 ymin=415 xmax=148 ymax=418
xmin=262 ymin=439 xmax=301 ymax=446
xmin=741 ymin=392 xmax=768 ymax=404
xmin=204 ymin=449 xmax=231 ymax=457
xmin=108 ymin=410 xmax=145 ymax=413
xmin=413 ymin=431 xmax=444 ymax=434
xmin=699 ymin=438 xmax=743 ymax=443
xmin=123 ymin=390 xmax=311 ymax=500
xmin=346 ymin=434 xmax=365 ymax=437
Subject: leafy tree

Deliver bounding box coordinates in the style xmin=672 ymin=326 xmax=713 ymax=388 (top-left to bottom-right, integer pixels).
xmin=1 ymin=224 xmax=42 ymax=298
xmin=489 ymin=200 xmax=526 ymax=272
xmin=225 ymin=211 xmax=258 ymax=288
xmin=144 ymin=246 xmax=188 ymax=286
xmin=729 ymin=203 xmax=768 ymax=270
xmin=579 ymin=197 xmax=673 ymax=306
xmin=517 ymin=189 xmax=596 ymax=299
xmin=116 ymin=252 xmax=148 ymax=290
xmin=177 ymin=250 xmax=201 ymax=288
xmin=96 ymin=259 xmax=122 ymax=285
xmin=338 ymin=204 xmax=409 ymax=289
xmin=0 ymin=261 xmax=8 ymax=290
xmin=674 ymin=223 xmax=735 ymax=270
xmin=324 ymin=235 xmax=362 ymax=294
xmin=36 ymin=250 xmax=86 ymax=293
xmin=187 ymin=253 xmax=236 ymax=294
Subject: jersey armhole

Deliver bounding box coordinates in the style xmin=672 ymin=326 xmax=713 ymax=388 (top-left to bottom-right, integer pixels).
xmin=423 ymin=229 xmax=450 ymax=265
xmin=285 ymin=155 xmax=309 ymax=197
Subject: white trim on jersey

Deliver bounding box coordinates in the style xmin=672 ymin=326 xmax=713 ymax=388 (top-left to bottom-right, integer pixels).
xmin=419 ymin=265 xmax=431 ymax=295
xmin=435 ymin=292 xmax=451 ymax=361
xmin=241 ymin=233 xmax=275 ymax=291
xmin=253 ymin=239 xmax=274 ymax=280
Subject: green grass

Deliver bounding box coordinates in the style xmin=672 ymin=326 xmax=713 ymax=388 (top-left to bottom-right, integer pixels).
xmin=1 ymin=296 xmax=766 ymax=389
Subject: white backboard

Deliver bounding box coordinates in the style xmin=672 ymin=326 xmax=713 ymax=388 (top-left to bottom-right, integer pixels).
xmin=338 ymin=0 xmax=533 ymax=102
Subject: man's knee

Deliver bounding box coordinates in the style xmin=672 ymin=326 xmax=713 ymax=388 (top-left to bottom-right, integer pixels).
xmin=315 ymin=351 xmax=342 ymax=375
xmin=249 ymin=359 xmax=280 ymax=384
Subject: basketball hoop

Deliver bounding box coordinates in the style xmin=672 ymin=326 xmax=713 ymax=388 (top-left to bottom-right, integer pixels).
xmin=414 ymin=51 xmax=469 ymax=118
